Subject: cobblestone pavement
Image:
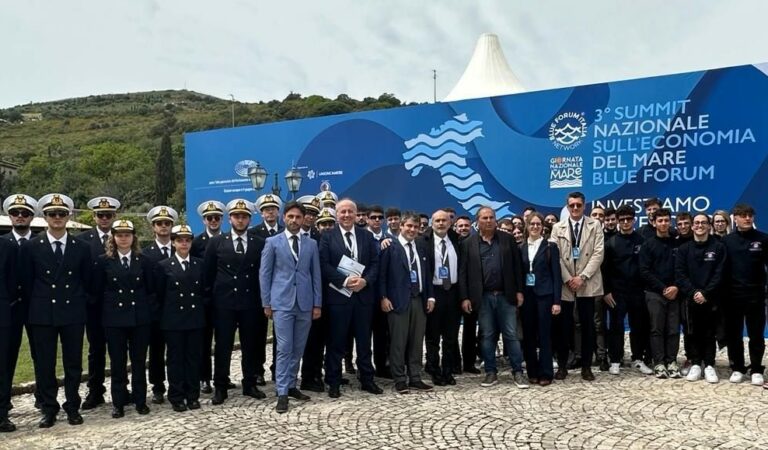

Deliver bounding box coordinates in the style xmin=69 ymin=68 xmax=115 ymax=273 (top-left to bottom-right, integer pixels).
xmin=4 ymin=342 xmax=768 ymax=449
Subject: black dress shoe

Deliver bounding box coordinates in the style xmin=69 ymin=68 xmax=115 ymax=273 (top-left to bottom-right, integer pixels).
xmin=81 ymin=394 xmax=105 ymax=410
xmin=135 ymin=404 xmax=151 ymax=415
xmin=328 ymin=385 xmax=341 ymax=398
xmin=287 ymin=388 xmax=310 ymax=401
xmin=151 ymin=393 xmax=165 ymax=404
xmin=581 ymin=368 xmax=595 ymax=381
xmin=227 ymin=381 xmax=237 ymax=389
xmin=243 ymin=386 xmax=266 ymax=400
xmin=300 ymin=380 xmax=324 ymax=393
xmin=39 ymin=414 xmax=56 ymax=428
xmin=34 ymin=399 xmax=42 ymax=410
xmin=464 ymin=366 xmax=482 ymax=374
xmin=453 ymin=365 xmax=463 ymax=375
xmin=554 ymin=368 xmax=568 ymax=380
xmin=361 ymin=382 xmax=383 ymax=395
xmin=0 ymin=417 xmax=17 ymax=432
xmin=568 ymin=358 xmax=582 ymax=370
xmin=598 ymin=359 xmax=610 ymax=372
xmin=211 ymin=389 xmax=228 ymax=405
xmin=111 ymin=406 xmax=124 ymax=419
xmin=394 ymin=382 xmax=410 ymax=394
xmin=254 ymin=376 xmax=266 ymax=387
xmin=187 ymin=400 xmax=201 ymax=410
xmin=444 ymin=375 xmax=457 ymax=386
xmin=340 ymin=377 xmax=350 ymax=385
xmin=201 ymin=381 xmax=213 ymax=394
xmin=172 ymin=402 xmax=188 ymax=413
xmin=430 ymin=374 xmax=446 ymax=386
xmin=408 ymin=380 xmax=434 ymax=391
xmin=276 ymin=395 xmax=289 ymax=414
xmin=67 ymin=412 xmax=84 ymax=425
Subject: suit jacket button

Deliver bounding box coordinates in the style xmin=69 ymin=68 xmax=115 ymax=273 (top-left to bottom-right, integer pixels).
xmin=180 ymin=306 xmax=184 ymax=310
xmin=68 ymin=271 xmax=72 ymax=275
xmin=180 ymin=293 xmax=184 ymax=297
xmin=130 ymin=289 xmax=134 ymax=293
xmin=191 ymin=304 xmax=196 ymax=309
xmin=66 ymin=300 xmax=70 ymax=304
xmin=190 ymin=293 xmax=195 ymax=297
xmin=119 ymin=289 xmax=123 ymax=294
xmin=52 ymin=299 xmax=56 ymax=303
xmin=113 ymin=278 xmax=117 ymax=281
xmin=65 ymin=285 xmax=69 ymax=288
xmin=175 ymin=282 xmax=180 ymax=286
xmin=233 ymin=288 xmax=237 ymax=292
xmin=132 ymin=302 xmax=135 ymax=306
xmin=234 ymin=275 xmax=237 ymax=280
xmin=46 ymin=270 xmax=50 ymax=274
xmin=119 ymin=302 xmax=123 ymax=307
xmin=52 ymin=284 xmax=56 ymax=289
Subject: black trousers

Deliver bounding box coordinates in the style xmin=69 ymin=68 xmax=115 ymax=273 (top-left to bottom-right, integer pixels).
xmin=0 ymin=325 xmax=10 ymax=418
xmin=301 ymin=313 xmax=326 ymax=383
xmin=85 ymin=305 xmax=107 ymax=396
xmin=214 ymin=307 xmax=261 ymax=389
xmin=31 ymin=324 xmax=84 ymax=416
xmin=254 ymin=312 xmax=268 ymax=377
xmin=165 ymin=329 xmax=203 ymax=404
xmin=461 ymin=309 xmax=479 ymax=369
xmin=724 ymin=299 xmax=766 ymax=374
xmin=688 ymin=302 xmax=717 ymax=367
xmin=425 ymin=286 xmax=461 ymax=377
xmin=325 ymin=299 xmax=375 ymax=387
xmin=521 ymin=292 xmax=554 ymax=380
xmin=624 ymin=291 xmax=651 ymax=363
xmin=148 ymin=320 xmax=166 ymax=394
xmin=200 ymin=304 xmax=215 ymax=383
xmin=553 ymin=298 xmax=595 ymax=369
xmin=606 ymin=294 xmax=628 ymax=363
xmin=646 ymin=291 xmax=681 ymax=366
xmin=371 ymin=306 xmax=390 ymax=372
xmin=105 ymin=324 xmax=150 ymax=408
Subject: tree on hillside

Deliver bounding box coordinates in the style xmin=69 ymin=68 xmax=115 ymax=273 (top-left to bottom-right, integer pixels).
xmin=155 ymin=133 xmax=175 ymax=205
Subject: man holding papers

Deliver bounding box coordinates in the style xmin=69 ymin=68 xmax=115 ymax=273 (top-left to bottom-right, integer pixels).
xmin=319 ymin=199 xmax=382 ymax=398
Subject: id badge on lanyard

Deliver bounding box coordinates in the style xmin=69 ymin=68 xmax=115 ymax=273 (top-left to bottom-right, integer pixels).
xmin=526 ymin=273 xmax=536 ymax=286
xmin=438 ymin=266 xmax=449 ymax=279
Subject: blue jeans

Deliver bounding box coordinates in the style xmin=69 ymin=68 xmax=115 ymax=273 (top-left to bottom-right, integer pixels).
xmin=479 ymin=292 xmax=523 ymax=373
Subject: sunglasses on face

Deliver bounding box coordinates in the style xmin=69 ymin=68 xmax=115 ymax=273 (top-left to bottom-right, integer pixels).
xmin=45 ymin=211 xmax=68 ymax=218
xmin=618 ymin=217 xmax=634 ymax=223
xmin=96 ymin=212 xmax=114 ymax=219
xmin=9 ymin=209 xmax=32 ymax=218
xmin=205 ymin=215 xmax=222 ymax=222
xmin=567 ymin=203 xmax=583 ymax=209
xmin=155 ymin=220 xmax=173 ymax=227
xmin=368 ymin=215 xmax=383 ymax=220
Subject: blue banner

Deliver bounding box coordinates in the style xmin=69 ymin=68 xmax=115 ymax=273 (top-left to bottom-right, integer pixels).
xmin=185 ymin=63 xmax=768 ymax=231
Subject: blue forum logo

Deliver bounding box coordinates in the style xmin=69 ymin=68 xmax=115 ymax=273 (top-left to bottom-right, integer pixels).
xmin=234 ymin=160 xmax=258 ymax=178
xmin=548 ymin=112 xmax=588 ymax=150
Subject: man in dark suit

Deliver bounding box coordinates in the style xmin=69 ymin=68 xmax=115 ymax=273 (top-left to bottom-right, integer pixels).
xmin=421 ymin=209 xmax=461 ymax=386
xmin=190 ymin=200 xmax=225 ymax=394
xmin=1 ymin=194 xmax=39 ymax=413
xmin=366 ymin=205 xmax=391 ymax=378
xmin=0 ymin=221 xmax=19 ymax=432
xmin=204 ymin=199 xmax=267 ymax=405
xmin=248 ymin=193 xmax=283 ymax=384
xmin=77 ymin=196 xmax=121 ymax=410
xmin=19 ymin=194 xmax=92 ymax=428
xmin=379 ymin=213 xmax=435 ymax=394
xmin=459 ymin=206 xmax=527 ymax=389
xmin=320 ymin=199 xmax=382 ymax=398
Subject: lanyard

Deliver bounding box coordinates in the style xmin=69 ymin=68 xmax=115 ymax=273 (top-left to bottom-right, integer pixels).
xmin=568 ymin=219 xmax=583 ymax=247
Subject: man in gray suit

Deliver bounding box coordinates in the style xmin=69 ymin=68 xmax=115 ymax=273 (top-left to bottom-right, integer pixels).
xmin=260 ymin=201 xmax=322 ymax=414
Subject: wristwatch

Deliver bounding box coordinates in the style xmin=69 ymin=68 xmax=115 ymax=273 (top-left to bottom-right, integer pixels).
xmin=579 ymin=274 xmax=588 ymax=281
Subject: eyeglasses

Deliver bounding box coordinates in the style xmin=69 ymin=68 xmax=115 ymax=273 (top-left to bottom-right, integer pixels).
xmin=96 ymin=212 xmax=114 ymax=219
xmin=692 ymin=221 xmax=710 ymax=226
xmin=9 ymin=209 xmax=32 ymax=218
xmin=618 ymin=217 xmax=634 ymax=223
xmin=45 ymin=211 xmax=68 ymax=218
xmin=528 ymin=222 xmax=542 ymax=227
xmin=567 ymin=203 xmax=583 ymax=209
xmin=368 ymin=215 xmax=384 ymax=220
xmin=155 ymin=220 xmax=173 ymax=227
xmin=205 ymin=215 xmax=222 ymax=222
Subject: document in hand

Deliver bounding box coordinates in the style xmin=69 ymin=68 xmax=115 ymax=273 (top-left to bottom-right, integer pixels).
xmin=329 ymin=255 xmax=366 ymax=298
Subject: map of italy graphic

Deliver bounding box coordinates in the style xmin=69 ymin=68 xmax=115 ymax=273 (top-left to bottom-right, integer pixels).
xmin=403 ymin=113 xmax=515 ymax=217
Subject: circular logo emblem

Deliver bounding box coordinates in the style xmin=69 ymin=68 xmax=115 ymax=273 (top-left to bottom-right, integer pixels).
xmin=548 ymin=112 xmax=588 ymax=150
xmin=234 ymin=160 xmax=258 ymax=178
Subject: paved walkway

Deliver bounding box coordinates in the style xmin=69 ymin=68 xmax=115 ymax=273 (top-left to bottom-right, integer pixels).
xmin=4 ymin=345 xmax=768 ymax=449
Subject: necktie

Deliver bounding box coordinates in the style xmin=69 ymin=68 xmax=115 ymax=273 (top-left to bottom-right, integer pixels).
xmin=345 ymin=231 xmax=354 ymax=258
xmin=101 ymin=234 xmax=109 ymax=248
xmin=407 ymin=242 xmax=419 ymax=296
xmin=269 ymin=228 xmax=276 ymax=236
xmin=18 ymin=237 xmax=26 ymax=246
xmin=236 ymin=237 xmax=244 ymax=254
xmin=122 ymin=256 xmax=129 ymax=270
xmin=182 ymin=260 xmax=189 ymax=272
xmin=291 ymin=235 xmax=299 ymax=261
xmin=441 ymin=239 xmax=451 ymax=290
xmin=162 ymin=247 xmax=170 ymax=259
xmin=573 ymin=221 xmax=580 ymax=244
xmin=54 ymin=241 xmax=63 ymax=262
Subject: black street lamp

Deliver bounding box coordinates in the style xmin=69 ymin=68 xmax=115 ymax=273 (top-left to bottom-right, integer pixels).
xmin=248 ymin=162 xmax=268 ymax=192
xmin=285 ymin=166 xmax=303 ymax=200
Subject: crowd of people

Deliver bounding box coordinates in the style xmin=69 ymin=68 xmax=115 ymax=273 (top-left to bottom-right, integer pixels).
xmin=0 ymin=190 xmax=766 ymax=432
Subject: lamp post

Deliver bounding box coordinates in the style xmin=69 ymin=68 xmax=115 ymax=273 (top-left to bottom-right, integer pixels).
xmin=247 ymin=162 xmax=267 ymax=192
xmin=285 ymin=166 xmax=303 ymax=200
xmin=229 ymin=94 xmax=235 ymax=127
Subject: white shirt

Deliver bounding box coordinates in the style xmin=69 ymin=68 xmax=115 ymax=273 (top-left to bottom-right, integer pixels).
xmin=527 ymin=237 xmax=544 ymax=272
xmin=367 ymin=227 xmax=383 ymax=241
xmin=231 ymin=230 xmax=247 ymax=253
xmin=339 ymin=225 xmax=358 ymax=260
xmin=284 ymin=229 xmax=301 ymax=260
xmin=98 ymin=229 xmax=111 ymax=242
xmin=118 ymin=250 xmax=132 ymax=268
xmin=155 ymin=239 xmax=172 ymax=257
xmin=175 ymin=253 xmax=190 ymax=269
xmin=47 ymin=231 xmax=68 ymax=255
xmin=432 ymin=234 xmax=458 ymax=284
xmin=265 ymin=223 xmax=279 ymax=235
xmin=206 ymin=229 xmax=218 ymax=239
xmin=12 ymin=229 xmax=32 ymax=243
xmin=398 ymin=234 xmax=423 ymax=293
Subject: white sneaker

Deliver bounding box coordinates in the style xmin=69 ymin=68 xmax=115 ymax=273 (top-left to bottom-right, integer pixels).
xmin=729 ymin=371 xmax=745 ymax=383
xmin=553 ymin=360 xmax=559 ymax=370
xmin=686 ymin=365 xmax=702 ymax=381
xmin=633 ymin=360 xmax=653 ymax=375
xmin=680 ymin=360 xmax=691 ymax=376
xmin=751 ymin=373 xmax=764 ymax=386
xmin=609 ymin=363 xmax=620 ymax=375
xmin=704 ymin=366 xmax=719 ymax=384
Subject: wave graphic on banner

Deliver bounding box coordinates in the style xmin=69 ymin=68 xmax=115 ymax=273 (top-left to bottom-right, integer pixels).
xmin=403 ymin=114 xmax=514 ymax=217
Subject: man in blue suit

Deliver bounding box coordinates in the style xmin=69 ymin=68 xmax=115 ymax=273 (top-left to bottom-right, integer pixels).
xmin=260 ymin=201 xmax=322 ymax=414
xmin=379 ymin=213 xmax=435 ymax=394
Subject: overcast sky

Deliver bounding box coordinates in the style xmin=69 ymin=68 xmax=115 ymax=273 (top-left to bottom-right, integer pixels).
xmin=2 ymin=1 xmax=767 ymax=108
